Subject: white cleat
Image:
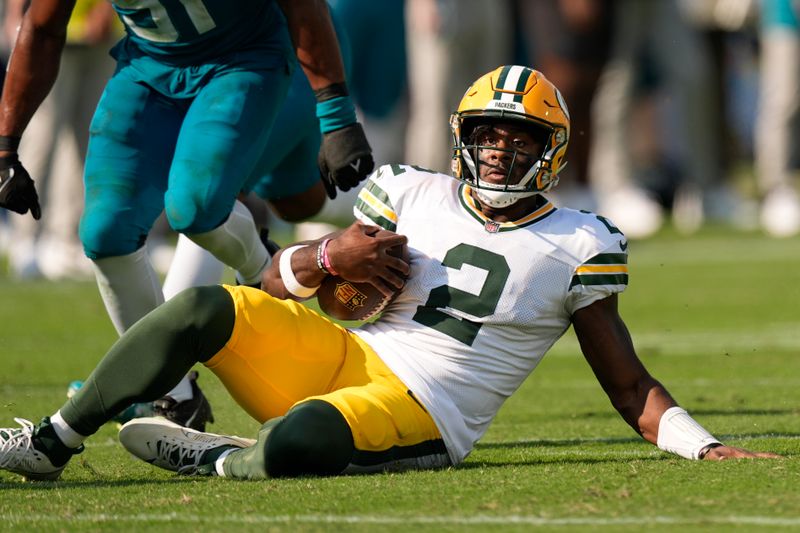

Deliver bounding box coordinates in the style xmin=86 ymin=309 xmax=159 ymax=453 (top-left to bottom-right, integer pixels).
xmin=761 ymin=188 xmax=800 ymax=238
xmin=598 ymin=187 xmax=664 ymax=240
xmin=0 ymin=418 xmax=69 ymax=481
xmin=119 ymin=417 xmax=255 ymax=475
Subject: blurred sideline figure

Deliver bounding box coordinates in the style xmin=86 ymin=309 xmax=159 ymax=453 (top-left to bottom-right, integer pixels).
xmin=404 ymin=0 xmax=514 ymax=175
xmin=755 ymin=0 xmax=800 ymax=237
xmin=589 ymin=0 xmax=722 ymax=238
xmin=516 ymin=0 xmax=615 ymax=212
xmin=678 ymin=0 xmax=762 ymax=234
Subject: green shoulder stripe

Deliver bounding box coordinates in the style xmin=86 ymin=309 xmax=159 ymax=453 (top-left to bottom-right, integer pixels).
xmin=355 ymin=198 xmax=396 ymax=231
xmin=365 ymin=179 xmax=391 ymax=206
xmin=569 ymin=273 xmax=629 ymax=289
xmin=585 ymin=253 xmax=627 ymax=265
xmin=355 ymin=178 xmax=397 ymax=231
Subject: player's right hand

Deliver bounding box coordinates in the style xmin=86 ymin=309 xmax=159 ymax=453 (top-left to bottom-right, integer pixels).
xmin=0 ymin=155 xmax=41 ymax=220
xmin=701 ymin=445 xmax=783 ymax=460
xmin=318 ymin=122 xmax=374 ymax=199
xmin=327 ymin=222 xmax=409 ymax=293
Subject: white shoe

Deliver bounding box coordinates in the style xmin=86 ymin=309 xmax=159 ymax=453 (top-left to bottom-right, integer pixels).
xmin=7 ymin=238 xmax=42 ymax=280
xmin=598 ymin=187 xmax=664 ymax=239
xmin=672 ymin=184 xmax=704 ymax=235
xmin=701 ymin=184 xmax=758 ymax=231
xmin=119 ymin=417 xmax=255 ymax=475
xmin=761 ymin=189 xmax=800 ymax=238
xmin=38 ymin=238 xmax=94 ymax=281
xmin=0 ymin=418 xmax=69 ymax=481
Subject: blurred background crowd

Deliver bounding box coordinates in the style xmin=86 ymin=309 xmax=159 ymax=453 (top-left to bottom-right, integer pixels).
xmin=0 ymin=0 xmax=798 ymax=282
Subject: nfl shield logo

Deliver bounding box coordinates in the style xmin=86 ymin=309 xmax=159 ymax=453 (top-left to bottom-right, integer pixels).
xmin=484 ymin=220 xmax=500 ymax=233
xmin=334 ymin=282 xmax=367 ymax=310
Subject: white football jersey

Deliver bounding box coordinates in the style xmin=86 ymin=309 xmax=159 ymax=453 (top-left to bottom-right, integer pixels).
xmin=352 ymin=165 xmax=629 ymax=464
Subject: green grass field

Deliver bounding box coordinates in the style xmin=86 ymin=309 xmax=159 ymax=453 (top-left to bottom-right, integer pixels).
xmin=1 ymin=227 xmax=799 ymax=532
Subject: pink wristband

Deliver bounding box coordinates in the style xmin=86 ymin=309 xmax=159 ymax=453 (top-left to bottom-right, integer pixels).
xmin=321 ymin=239 xmax=338 ymax=276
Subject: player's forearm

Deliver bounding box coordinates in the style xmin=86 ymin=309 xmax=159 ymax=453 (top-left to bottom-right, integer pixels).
xmin=613 ymin=377 xmax=677 ymax=445
xmin=616 ymin=378 xmax=724 ymax=460
xmin=0 ymin=8 xmax=70 ymax=142
xmin=278 ymin=0 xmax=346 ymax=91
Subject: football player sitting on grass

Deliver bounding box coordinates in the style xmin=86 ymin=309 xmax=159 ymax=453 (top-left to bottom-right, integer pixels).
xmin=0 ymin=66 xmax=779 ymax=482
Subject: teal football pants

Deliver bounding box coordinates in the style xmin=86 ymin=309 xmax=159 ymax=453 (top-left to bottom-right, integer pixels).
xmin=80 ymin=63 xmax=290 ymax=259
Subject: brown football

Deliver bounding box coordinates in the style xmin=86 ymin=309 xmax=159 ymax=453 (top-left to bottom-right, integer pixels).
xmin=316 ymin=241 xmax=409 ymax=322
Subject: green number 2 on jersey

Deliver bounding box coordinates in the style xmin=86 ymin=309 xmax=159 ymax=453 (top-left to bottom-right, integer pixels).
xmin=413 ymin=244 xmax=510 ymax=346
xmin=114 ymin=0 xmax=216 ymax=43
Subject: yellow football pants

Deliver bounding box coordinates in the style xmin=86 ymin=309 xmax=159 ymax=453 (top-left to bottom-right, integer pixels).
xmin=205 ymin=285 xmax=444 ymax=458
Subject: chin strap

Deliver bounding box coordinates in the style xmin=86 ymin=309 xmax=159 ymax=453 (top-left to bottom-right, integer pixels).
xmin=473 ymin=188 xmax=538 ymax=208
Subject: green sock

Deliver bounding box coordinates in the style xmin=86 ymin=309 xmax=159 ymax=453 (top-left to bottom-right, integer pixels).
xmin=32 ymin=417 xmax=83 ymax=467
xmin=220 ymin=417 xmax=284 ymax=480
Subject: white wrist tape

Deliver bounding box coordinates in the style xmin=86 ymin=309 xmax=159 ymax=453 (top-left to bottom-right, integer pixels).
xmin=657 ymin=406 xmax=722 ymax=460
xmin=279 ymin=245 xmax=320 ymax=298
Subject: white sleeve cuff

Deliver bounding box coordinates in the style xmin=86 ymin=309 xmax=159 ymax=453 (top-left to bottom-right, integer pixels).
xmin=279 ymin=245 xmax=320 ymax=298
xmin=657 ymin=406 xmax=722 ymax=460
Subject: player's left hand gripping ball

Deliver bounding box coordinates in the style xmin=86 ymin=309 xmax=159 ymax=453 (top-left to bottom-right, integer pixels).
xmin=318 ymin=122 xmax=374 ymax=199
xmin=0 ymin=155 xmax=41 ymax=220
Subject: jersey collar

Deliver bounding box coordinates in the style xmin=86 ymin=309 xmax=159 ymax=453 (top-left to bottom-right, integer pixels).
xmin=458 ymin=184 xmax=556 ymax=232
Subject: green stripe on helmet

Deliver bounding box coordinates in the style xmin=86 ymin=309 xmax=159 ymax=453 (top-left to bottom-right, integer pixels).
xmin=511 ymin=67 xmax=532 ymax=103
xmin=493 ymin=65 xmax=512 ymax=100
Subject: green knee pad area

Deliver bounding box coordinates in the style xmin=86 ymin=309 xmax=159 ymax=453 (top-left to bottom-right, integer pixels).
xmin=223 ymin=400 xmax=355 ymax=479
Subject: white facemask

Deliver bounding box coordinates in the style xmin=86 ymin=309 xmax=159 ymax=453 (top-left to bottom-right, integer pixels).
xmin=462 ymin=148 xmax=545 ymax=208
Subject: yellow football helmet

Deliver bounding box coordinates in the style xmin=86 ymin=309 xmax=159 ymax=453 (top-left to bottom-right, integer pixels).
xmin=450 ymin=66 xmax=570 ymax=207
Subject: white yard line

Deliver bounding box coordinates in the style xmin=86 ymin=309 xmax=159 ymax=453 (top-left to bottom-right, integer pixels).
xmin=3 ymin=513 xmax=800 ymax=527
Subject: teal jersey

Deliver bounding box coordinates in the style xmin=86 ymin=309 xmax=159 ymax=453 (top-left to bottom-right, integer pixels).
xmin=111 ymin=0 xmax=288 ymax=64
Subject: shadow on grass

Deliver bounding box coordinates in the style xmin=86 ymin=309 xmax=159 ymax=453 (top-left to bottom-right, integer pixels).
xmin=465 ymin=431 xmax=799 ymax=468
xmin=478 ymin=431 xmax=800 ymax=450
xmin=690 ymin=408 xmax=800 ymax=416
xmin=457 ymin=455 xmax=666 ymax=469
xmin=478 ymin=436 xmax=640 ymax=449
xmin=0 ymin=475 xmax=218 ymax=490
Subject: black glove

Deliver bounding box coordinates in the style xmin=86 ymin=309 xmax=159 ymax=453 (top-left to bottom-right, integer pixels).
xmin=0 ymin=154 xmax=41 ymax=220
xmin=318 ymin=122 xmax=374 ymax=199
